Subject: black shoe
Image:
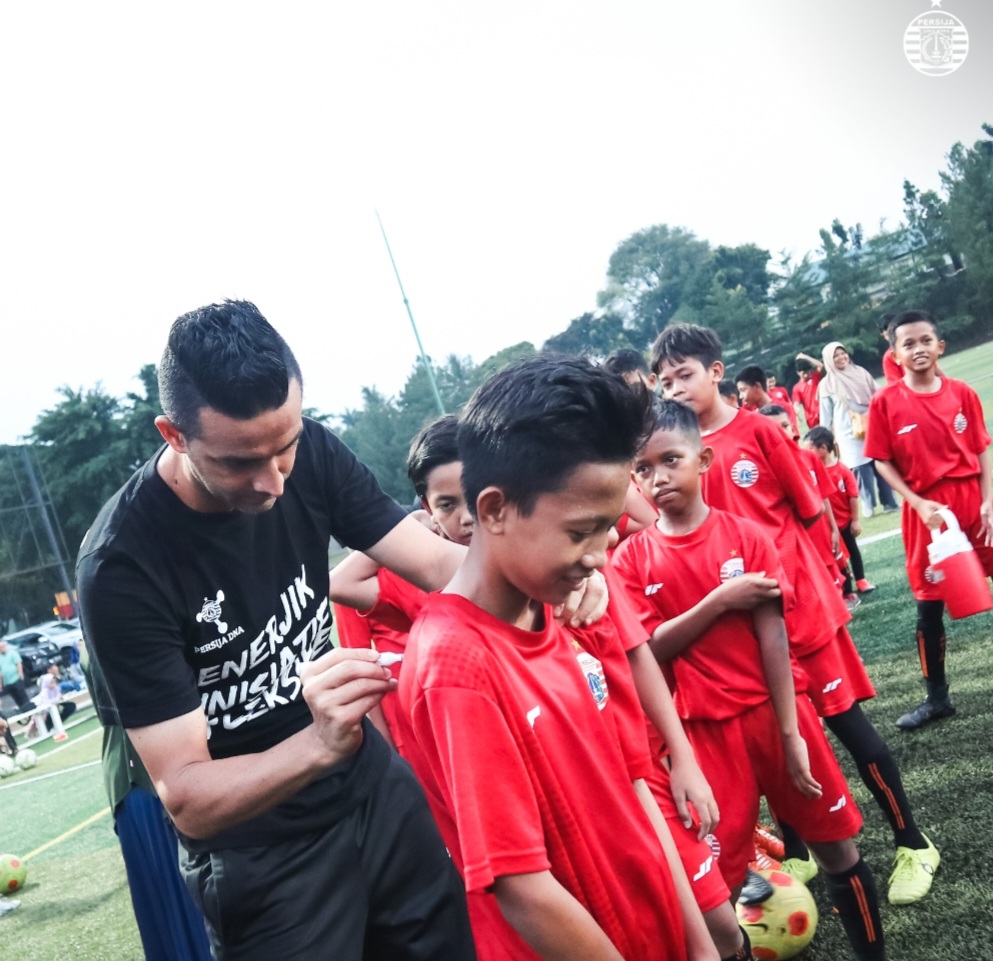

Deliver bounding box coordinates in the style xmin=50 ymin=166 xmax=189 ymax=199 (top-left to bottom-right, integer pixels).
xmin=738 ymin=868 xmax=775 ymax=905
xmin=896 ymin=697 xmax=956 ymax=730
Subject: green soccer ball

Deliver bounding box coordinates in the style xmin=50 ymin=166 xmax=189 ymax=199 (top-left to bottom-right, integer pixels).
xmin=0 ymin=854 xmax=27 ymax=893
xmin=0 ymin=755 xmax=16 ymax=778
xmin=15 ymin=748 xmax=38 ymax=770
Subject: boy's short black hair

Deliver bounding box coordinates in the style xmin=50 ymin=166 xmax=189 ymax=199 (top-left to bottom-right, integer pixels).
xmin=757 ymin=404 xmax=788 ymax=417
xmin=888 ymin=309 xmax=940 ymax=345
xmin=796 ymin=358 xmax=814 ymax=373
xmin=407 ymin=414 xmax=460 ymax=499
xmin=718 ymin=379 xmax=739 ymax=400
xmin=650 ymin=324 xmax=723 ymax=375
xmin=805 ymin=426 xmax=835 ymax=449
xmin=736 ymin=366 xmax=767 ymax=388
xmin=458 ymin=356 xmax=654 ymax=518
xmin=159 ymin=299 xmax=302 ymax=438
xmin=602 ymin=348 xmax=649 ymax=378
xmin=647 ymin=397 xmax=702 ymax=448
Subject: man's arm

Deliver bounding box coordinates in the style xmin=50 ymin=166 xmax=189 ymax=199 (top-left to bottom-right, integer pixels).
xmin=625 ymin=643 xmax=718 ymax=838
xmin=752 ymin=602 xmax=820 ymax=798
xmin=128 ymin=647 xmax=394 ymax=839
xmin=328 ymin=550 xmax=383 ymax=611
xmin=493 ymin=871 xmax=624 ymax=961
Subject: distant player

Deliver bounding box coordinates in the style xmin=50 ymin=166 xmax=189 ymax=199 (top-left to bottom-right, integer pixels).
xmin=865 ymin=309 xmax=993 ymax=730
xmin=735 ymin=366 xmax=799 ymax=438
xmin=612 ymin=398 xmax=886 ymax=961
xmin=805 ymin=425 xmax=875 ymax=596
xmin=397 ymin=357 xmax=717 ymax=961
xmin=792 ymin=353 xmax=824 ymax=429
xmin=650 ymin=323 xmax=939 ymax=906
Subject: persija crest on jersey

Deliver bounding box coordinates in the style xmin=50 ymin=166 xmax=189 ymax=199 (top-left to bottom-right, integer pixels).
xmin=730 ymin=458 xmax=759 ymax=488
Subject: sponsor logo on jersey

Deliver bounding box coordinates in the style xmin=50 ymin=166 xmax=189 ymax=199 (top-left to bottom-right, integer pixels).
xmin=954 ymin=411 xmax=967 ymax=434
xmin=730 ymin=458 xmax=759 ymax=488
xmin=822 ymin=677 xmax=843 ymax=693
xmin=196 ymin=590 xmax=229 ymax=635
xmin=719 ymin=557 xmax=746 ymax=582
xmin=526 ymin=705 xmax=541 ymax=729
xmin=809 ymin=469 xmax=818 ymax=487
xmin=829 ymin=795 xmax=847 ymax=813
xmin=645 ymin=582 xmax=664 ymax=596
xmin=576 ymin=650 xmax=609 ymax=710
xmin=897 ymin=424 xmax=918 ymax=435
xmin=693 ymin=855 xmax=715 ymax=881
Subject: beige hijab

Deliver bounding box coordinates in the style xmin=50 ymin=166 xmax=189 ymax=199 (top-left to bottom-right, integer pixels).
xmin=818 ymin=341 xmax=877 ymax=407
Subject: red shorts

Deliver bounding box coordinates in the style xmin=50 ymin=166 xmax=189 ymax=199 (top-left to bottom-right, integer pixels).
xmin=685 ymin=698 xmax=863 ymax=890
xmin=798 ymin=627 xmax=876 ymax=716
xmin=903 ymin=477 xmax=993 ymax=601
xmin=646 ymin=756 xmax=731 ymax=913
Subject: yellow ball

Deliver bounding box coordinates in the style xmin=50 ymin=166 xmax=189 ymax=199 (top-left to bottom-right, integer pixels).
xmin=0 ymin=854 xmax=27 ymax=893
xmin=736 ymin=869 xmax=819 ymax=960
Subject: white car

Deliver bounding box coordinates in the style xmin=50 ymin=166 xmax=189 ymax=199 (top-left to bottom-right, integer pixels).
xmin=4 ymin=620 xmax=83 ymax=669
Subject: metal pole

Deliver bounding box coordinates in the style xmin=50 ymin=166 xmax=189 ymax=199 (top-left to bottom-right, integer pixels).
xmin=375 ymin=210 xmax=446 ymax=416
xmin=20 ymin=447 xmax=75 ymax=601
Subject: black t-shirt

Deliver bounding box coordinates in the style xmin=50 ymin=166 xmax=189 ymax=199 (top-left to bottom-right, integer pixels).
xmin=77 ymin=418 xmax=407 ymax=849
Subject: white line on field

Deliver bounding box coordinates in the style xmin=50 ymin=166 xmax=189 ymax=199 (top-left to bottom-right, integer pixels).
xmin=857 ymin=529 xmax=903 ymax=547
xmin=0 ymin=759 xmax=101 ymax=791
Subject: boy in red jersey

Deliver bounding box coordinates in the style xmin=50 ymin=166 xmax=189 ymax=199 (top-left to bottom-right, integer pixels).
xmin=865 ymin=310 xmax=993 ymax=730
xmin=612 ymin=398 xmax=885 ymax=961
xmin=397 ymin=357 xmax=717 ymax=961
xmin=650 ymin=324 xmax=939 ymax=906
xmin=735 ymin=366 xmax=799 ymax=438
xmin=805 ymin=426 xmax=875 ymax=595
xmin=792 ymin=353 xmax=824 ymax=429
xmin=330 ymin=414 xmax=472 ymax=752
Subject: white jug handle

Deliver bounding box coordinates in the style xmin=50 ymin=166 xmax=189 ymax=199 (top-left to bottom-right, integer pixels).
xmin=932 ymin=506 xmax=962 ymax=539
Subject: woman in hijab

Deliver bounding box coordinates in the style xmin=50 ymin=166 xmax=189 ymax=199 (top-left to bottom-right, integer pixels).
xmin=818 ymin=341 xmax=899 ymax=516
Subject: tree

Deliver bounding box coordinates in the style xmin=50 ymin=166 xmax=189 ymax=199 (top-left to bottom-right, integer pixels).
xmin=541 ymin=312 xmax=637 ymax=357
xmin=597 ymin=225 xmax=712 ymax=346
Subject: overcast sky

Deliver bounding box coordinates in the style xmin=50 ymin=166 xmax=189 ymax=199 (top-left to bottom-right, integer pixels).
xmin=2 ymin=0 xmax=990 ymax=444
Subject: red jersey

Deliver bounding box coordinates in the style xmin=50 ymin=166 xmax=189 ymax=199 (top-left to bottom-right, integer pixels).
xmin=611 ymin=509 xmax=799 ymax=721
xmin=791 ymin=370 xmax=823 ymax=428
xmin=864 ymin=377 xmax=991 ymax=496
xmin=882 ymin=348 xmax=902 ymax=384
xmin=797 ymin=447 xmax=841 ymax=574
xmin=824 ymin=461 xmax=858 ymax=528
xmin=700 ymin=409 xmax=848 ymax=654
xmin=397 ymin=594 xmax=686 ymax=961
xmin=337 ymin=568 xmax=428 ymax=752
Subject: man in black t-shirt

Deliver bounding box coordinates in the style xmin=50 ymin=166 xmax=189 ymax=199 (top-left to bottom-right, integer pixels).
xmin=77 ymin=301 xmax=478 ymax=961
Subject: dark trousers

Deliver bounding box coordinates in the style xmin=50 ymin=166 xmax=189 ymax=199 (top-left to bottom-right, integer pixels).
xmin=183 ymin=750 xmax=476 ymax=961
xmin=116 ymin=787 xmax=213 ymax=961
xmin=840 ymin=524 xmax=865 ymax=581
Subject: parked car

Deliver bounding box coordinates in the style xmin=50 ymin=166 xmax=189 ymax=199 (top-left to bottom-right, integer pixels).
xmin=28 ymin=619 xmax=85 ymax=664
xmin=1 ymin=626 xmax=68 ymax=683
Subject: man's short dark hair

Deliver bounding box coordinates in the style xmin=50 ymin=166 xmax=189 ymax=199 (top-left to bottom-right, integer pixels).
xmin=458 ymin=356 xmax=654 ymax=518
xmin=736 ymin=366 xmax=766 ymax=388
xmin=888 ymin=309 xmax=940 ymax=345
xmin=602 ymin=348 xmax=649 ymax=378
xmin=805 ymin=426 xmax=835 ymax=449
xmin=650 ymin=324 xmax=723 ymax=375
xmin=647 ymin=397 xmax=702 ymax=448
xmin=158 ymin=300 xmax=302 ymax=437
xmin=718 ymin=379 xmax=738 ymax=400
xmin=407 ymin=414 xmax=460 ymax=499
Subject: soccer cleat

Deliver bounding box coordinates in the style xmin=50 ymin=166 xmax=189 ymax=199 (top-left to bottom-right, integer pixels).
xmin=754 ymin=824 xmax=785 ymax=860
xmin=779 ymin=855 xmax=818 ymax=885
xmin=888 ymin=835 xmax=940 ymax=904
xmin=738 ymin=868 xmax=775 ymax=905
xmin=843 ymin=593 xmax=862 ymax=611
xmin=855 ymin=578 xmax=876 ymax=592
xmin=749 ymin=848 xmax=781 ymax=872
xmin=896 ymin=697 xmax=956 ymax=731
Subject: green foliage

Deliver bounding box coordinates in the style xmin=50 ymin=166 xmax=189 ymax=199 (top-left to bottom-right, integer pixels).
xmin=542 ymin=312 xmax=637 ymax=357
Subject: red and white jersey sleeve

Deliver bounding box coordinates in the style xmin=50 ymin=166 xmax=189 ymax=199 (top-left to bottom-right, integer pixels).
xmin=882 ymin=348 xmax=903 ymax=384
xmin=865 ymin=378 xmax=991 ymax=495
xmin=825 ymin=462 xmax=858 ymax=528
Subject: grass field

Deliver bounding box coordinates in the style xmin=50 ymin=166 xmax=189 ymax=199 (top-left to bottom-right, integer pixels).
xmin=2 ymin=340 xmax=991 ymax=960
